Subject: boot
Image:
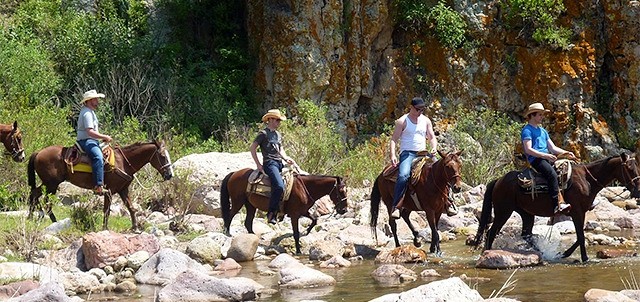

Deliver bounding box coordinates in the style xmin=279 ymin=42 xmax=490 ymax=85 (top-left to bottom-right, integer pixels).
xmin=553 ymin=192 xmax=571 ymax=214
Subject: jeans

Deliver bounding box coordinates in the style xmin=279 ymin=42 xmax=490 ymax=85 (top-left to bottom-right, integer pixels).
xmin=77 ymin=139 xmax=104 ymax=186
xmin=531 ymin=157 xmax=558 ymax=204
xmin=392 ymin=150 xmax=418 ymax=208
xmin=263 ymin=159 xmax=284 ymax=213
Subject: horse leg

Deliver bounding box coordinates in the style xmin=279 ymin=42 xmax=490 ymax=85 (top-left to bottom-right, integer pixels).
xmin=117 ymin=189 xmax=138 ymax=231
xmin=518 ymin=210 xmax=536 ymax=248
xmin=389 ymin=216 xmax=401 ymax=247
xmin=563 ymin=214 xmax=588 ymax=262
xmin=44 ymin=186 xmax=58 ymax=222
xmin=291 ymin=215 xmax=302 ymax=254
xmin=28 ymin=186 xmax=44 ymax=219
xmin=485 ymin=209 xmax=512 ymax=250
xmin=400 ymin=210 xmax=420 ymax=247
xmin=304 ymin=214 xmax=317 ymax=236
xmin=102 ymin=193 xmax=112 ymax=230
xmin=426 ymin=211 xmax=440 ymax=255
xmin=244 ymin=201 xmax=257 ymax=234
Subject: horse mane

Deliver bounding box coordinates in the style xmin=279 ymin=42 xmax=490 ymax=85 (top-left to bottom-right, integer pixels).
xmin=119 ymin=141 xmax=156 ymax=151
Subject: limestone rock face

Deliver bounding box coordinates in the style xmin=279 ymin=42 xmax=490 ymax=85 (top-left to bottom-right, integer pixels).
xmin=247 ymin=0 xmax=640 ymax=155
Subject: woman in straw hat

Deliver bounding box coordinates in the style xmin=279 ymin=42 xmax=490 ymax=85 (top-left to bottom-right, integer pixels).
xmin=77 ymin=89 xmax=112 ymax=195
xmin=521 ymin=102 xmax=576 ymax=214
xmin=249 ymin=109 xmax=297 ymax=224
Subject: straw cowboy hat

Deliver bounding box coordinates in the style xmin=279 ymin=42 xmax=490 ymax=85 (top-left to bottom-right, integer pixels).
xmin=81 ymin=90 xmax=105 ymax=103
xmin=261 ymin=109 xmax=287 ymax=122
xmin=524 ymin=102 xmax=551 ymax=117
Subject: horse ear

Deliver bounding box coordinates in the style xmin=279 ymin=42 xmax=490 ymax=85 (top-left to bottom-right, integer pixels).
xmin=438 ymin=149 xmax=445 ymax=158
xmin=621 ymin=152 xmax=629 ymax=162
xmin=455 ymin=149 xmax=463 ymax=156
xmin=13 ymin=121 xmax=18 ymax=130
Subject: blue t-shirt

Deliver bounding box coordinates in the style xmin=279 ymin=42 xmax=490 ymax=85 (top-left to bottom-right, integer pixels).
xmin=521 ymin=124 xmax=549 ymax=163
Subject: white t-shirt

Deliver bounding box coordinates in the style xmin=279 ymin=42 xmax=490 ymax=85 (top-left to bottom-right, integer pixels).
xmin=77 ymin=106 xmax=98 ymax=140
xmin=399 ymin=113 xmax=427 ymax=152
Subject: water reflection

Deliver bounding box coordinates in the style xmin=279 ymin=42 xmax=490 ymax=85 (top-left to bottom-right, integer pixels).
xmin=81 ymin=235 xmax=640 ymax=302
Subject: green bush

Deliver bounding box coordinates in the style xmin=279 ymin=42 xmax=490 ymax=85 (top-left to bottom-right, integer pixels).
xmin=501 ymin=0 xmax=571 ymax=49
xmin=448 ymin=106 xmax=521 ymax=186
xmin=393 ymin=0 xmax=467 ymax=49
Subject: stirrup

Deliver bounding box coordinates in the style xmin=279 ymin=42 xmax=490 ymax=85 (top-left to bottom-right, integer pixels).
xmin=93 ymin=185 xmax=104 ymax=196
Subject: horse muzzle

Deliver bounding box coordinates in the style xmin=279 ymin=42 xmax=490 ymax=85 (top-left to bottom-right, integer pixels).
xmin=11 ymin=150 xmax=25 ymax=162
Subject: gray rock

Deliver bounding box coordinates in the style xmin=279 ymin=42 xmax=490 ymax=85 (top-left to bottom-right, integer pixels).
xmin=6 ymin=282 xmax=73 ymax=302
xmin=226 ymin=233 xmax=259 ymax=262
xmin=185 ymin=236 xmax=222 ymax=265
xmin=134 ymin=248 xmax=207 ymax=285
xmin=279 ymin=265 xmax=336 ymax=288
xmin=156 ymin=269 xmax=263 ymax=302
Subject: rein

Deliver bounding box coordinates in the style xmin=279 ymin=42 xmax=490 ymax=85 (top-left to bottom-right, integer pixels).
xmin=2 ymin=130 xmax=23 ymax=160
xmin=430 ymin=158 xmax=460 ymax=197
xmin=584 ymin=157 xmax=640 ymax=199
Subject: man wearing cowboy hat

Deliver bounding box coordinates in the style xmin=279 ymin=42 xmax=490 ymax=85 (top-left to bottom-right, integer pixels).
xmin=522 ymin=102 xmax=576 ymax=214
xmin=250 ymin=109 xmax=297 ymax=224
xmin=77 ymin=89 xmax=112 ymax=195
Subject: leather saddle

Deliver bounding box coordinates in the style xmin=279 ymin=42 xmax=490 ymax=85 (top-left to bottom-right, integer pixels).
xmin=517 ymin=159 xmax=573 ymax=194
xmin=382 ymin=150 xmax=436 ymax=185
xmin=246 ymin=168 xmax=297 ymax=210
xmin=63 ymin=142 xmax=116 ymax=174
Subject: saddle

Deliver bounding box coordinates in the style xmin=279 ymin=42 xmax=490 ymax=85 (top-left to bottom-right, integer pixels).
xmin=517 ymin=159 xmax=573 ymax=194
xmin=382 ymin=151 xmax=436 ymax=185
xmin=246 ymin=168 xmax=296 ymax=212
xmin=63 ymin=142 xmax=116 ymax=174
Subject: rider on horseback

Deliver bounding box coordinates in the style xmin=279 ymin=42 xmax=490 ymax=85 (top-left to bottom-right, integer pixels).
xmin=76 ymin=89 xmax=112 ymax=195
xmin=521 ymin=103 xmax=576 ymax=214
xmin=250 ymin=109 xmax=298 ymax=225
xmin=389 ymin=97 xmax=457 ymax=219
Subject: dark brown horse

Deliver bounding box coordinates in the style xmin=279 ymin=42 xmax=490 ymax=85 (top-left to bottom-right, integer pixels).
xmin=471 ymin=152 xmax=640 ymax=262
xmin=370 ymin=150 xmax=463 ymax=255
xmin=220 ymin=169 xmax=348 ymax=254
xmin=0 ymin=121 xmax=25 ymax=162
xmin=27 ymin=140 xmax=173 ymax=230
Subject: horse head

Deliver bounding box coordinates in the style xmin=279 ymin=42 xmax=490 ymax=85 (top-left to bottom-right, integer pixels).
xmin=620 ymin=152 xmax=640 ymax=198
xmin=149 ymin=139 xmax=173 ymax=180
xmin=3 ymin=121 xmax=25 ymax=162
xmin=438 ymin=149 xmax=463 ymax=193
xmin=329 ymin=176 xmax=348 ymax=214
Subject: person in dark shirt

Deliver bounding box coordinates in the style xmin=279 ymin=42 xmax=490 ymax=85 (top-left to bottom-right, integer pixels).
xmin=250 ymin=109 xmax=297 ymax=224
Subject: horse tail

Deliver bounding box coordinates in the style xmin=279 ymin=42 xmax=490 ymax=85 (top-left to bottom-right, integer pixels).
xmin=472 ymin=178 xmax=496 ymax=247
xmin=369 ymin=176 xmax=382 ymax=242
xmin=220 ymin=172 xmax=233 ymax=235
xmin=27 ymin=152 xmax=38 ymax=189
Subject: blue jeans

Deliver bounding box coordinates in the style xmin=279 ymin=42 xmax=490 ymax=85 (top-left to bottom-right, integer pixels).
xmin=263 ymin=159 xmax=284 ymax=213
xmin=77 ymin=139 xmax=104 ymax=186
xmin=393 ymin=150 xmax=418 ymax=208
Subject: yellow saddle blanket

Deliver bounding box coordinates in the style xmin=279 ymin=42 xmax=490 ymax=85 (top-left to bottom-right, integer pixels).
xmin=64 ymin=143 xmax=116 ymax=173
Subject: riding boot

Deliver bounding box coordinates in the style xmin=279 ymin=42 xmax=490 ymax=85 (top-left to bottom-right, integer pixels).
xmin=554 ymin=192 xmax=571 ymax=214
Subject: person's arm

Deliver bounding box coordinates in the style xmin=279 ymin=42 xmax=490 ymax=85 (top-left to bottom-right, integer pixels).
xmin=389 ymin=118 xmax=404 ymax=166
xmin=547 ymin=139 xmax=576 ymax=159
xmin=523 ymin=139 xmax=556 ymax=161
xmin=86 ymin=128 xmax=112 ymax=142
xmin=425 ymin=118 xmax=437 ymax=155
xmin=280 ymin=147 xmax=295 ymax=165
xmin=250 ymin=141 xmax=263 ymax=172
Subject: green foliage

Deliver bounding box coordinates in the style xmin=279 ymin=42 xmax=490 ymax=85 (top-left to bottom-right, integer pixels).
xmin=429 ymin=1 xmax=467 ymax=49
xmin=70 ymin=200 xmax=100 ymax=232
xmin=448 ymin=106 xmax=521 ymax=186
xmin=332 ymin=134 xmax=390 ymax=187
xmin=393 ymin=0 xmax=467 ymax=49
xmin=278 ymin=100 xmax=347 ymax=175
xmin=501 ymin=0 xmax=571 ymax=49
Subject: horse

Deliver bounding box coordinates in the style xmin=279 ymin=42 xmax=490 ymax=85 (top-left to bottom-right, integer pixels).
xmin=27 ymin=139 xmax=174 ymax=230
xmin=0 ymin=121 xmax=25 ymax=162
xmin=471 ymin=152 xmax=640 ymax=262
xmin=220 ymin=169 xmax=348 ymax=254
xmin=370 ymin=150 xmax=463 ymax=255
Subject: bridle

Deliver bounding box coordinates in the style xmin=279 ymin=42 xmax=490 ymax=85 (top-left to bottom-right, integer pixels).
xmin=585 ymin=156 xmax=640 ymax=198
xmin=3 ymin=130 xmax=24 ymax=160
xmin=431 ymin=156 xmax=461 ymax=197
xmin=328 ymin=178 xmax=348 ymax=204
xmin=118 ymin=142 xmax=172 ymax=178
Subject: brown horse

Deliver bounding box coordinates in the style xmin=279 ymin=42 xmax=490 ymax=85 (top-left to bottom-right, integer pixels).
xmin=471 ymin=152 xmax=640 ymax=262
xmin=27 ymin=139 xmax=173 ymax=230
xmin=370 ymin=150 xmax=463 ymax=255
xmin=0 ymin=121 xmax=25 ymax=162
xmin=220 ymin=169 xmax=348 ymax=254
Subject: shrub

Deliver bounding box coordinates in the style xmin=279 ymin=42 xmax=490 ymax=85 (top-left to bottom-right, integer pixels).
xmin=448 ymin=106 xmax=521 ymax=186
xmin=501 ymin=0 xmax=571 ymax=49
xmin=393 ymin=0 xmax=467 ymax=49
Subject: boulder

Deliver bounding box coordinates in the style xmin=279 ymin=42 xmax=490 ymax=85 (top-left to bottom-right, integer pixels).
xmin=134 ymin=248 xmax=208 ymax=285
xmin=226 ymin=233 xmax=259 ymax=262
xmin=156 ymin=269 xmax=263 ymax=302
xmin=475 ymin=250 xmax=542 ymax=269
xmin=82 ymin=231 xmax=160 ymax=269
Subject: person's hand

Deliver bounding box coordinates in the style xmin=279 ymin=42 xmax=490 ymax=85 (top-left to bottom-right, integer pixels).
xmin=285 ymin=157 xmax=295 ymax=165
xmin=102 ymin=135 xmax=112 ymax=143
xmin=544 ymin=153 xmax=557 ymax=162
xmin=391 ymin=154 xmax=398 ymax=166
xmin=430 ymin=148 xmax=437 ymax=157
xmin=257 ymin=163 xmax=264 ymax=173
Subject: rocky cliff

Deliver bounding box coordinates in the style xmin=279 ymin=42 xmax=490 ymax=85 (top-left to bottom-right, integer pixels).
xmin=247 ymin=0 xmax=640 ymax=157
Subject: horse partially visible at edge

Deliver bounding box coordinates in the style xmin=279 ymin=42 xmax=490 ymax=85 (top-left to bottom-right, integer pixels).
xmin=27 ymin=139 xmax=173 ymax=230
xmin=470 ymin=152 xmax=640 ymax=262
xmin=220 ymin=169 xmax=348 ymax=254
xmin=370 ymin=150 xmax=463 ymax=255
xmin=0 ymin=121 xmax=25 ymax=162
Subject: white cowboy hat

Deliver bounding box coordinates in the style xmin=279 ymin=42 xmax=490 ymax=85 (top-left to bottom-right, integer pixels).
xmin=81 ymin=90 xmax=106 ymax=103
xmin=524 ymin=102 xmax=551 ymax=117
xmin=261 ymin=109 xmax=287 ymax=122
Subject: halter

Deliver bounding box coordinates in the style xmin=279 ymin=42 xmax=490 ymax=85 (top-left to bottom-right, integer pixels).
xmin=117 ymin=142 xmax=172 ymax=180
xmin=3 ymin=130 xmax=24 ymax=160
xmin=327 ymin=177 xmax=348 ymax=204
xmin=430 ymin=157 xmax=461 ymax=197
xmin=585 ymin=157 xmax=640 ymax=198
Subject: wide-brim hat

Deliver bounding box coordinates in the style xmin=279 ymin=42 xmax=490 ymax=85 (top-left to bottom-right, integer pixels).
xmin=81 ymin=89 xmax=106 ymax=103
xmin=524 ymin=102 xmax=551 ymax=117
xmin=261 ymin=109 xmax=287 ymax=122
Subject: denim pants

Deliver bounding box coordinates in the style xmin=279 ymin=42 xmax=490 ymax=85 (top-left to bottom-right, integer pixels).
xmin=392 ymin=150 xmax=418 ymax=208
xmin=531 ymin=157 xmax=559 ymax=204
xmin=263 ymin=159 xmax=284 ymax=213
xmin=77 ymin=139 xmax=104 ymax=186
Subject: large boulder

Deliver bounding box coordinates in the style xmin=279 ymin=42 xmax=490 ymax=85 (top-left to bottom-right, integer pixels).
xmin=156 ymin=269 xmax=263 ymax=302
xmin=6 ymin=282 xmax=75 ymax=302
xmin=135 ymin=248 xmax=208 ymax=285
xmin=81 ymin=231 xmax=160 ymax=269
xmin=369 ymin=277 xmax=484 ymax=302
xmin=226 ymin=233 xmax=260 ymax=262
xmin=0 ymin=262 xmax=60 ymax=284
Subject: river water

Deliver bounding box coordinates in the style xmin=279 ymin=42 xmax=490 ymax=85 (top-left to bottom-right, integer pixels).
xmin=83 ymin=232 xmax=640 ymax=302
